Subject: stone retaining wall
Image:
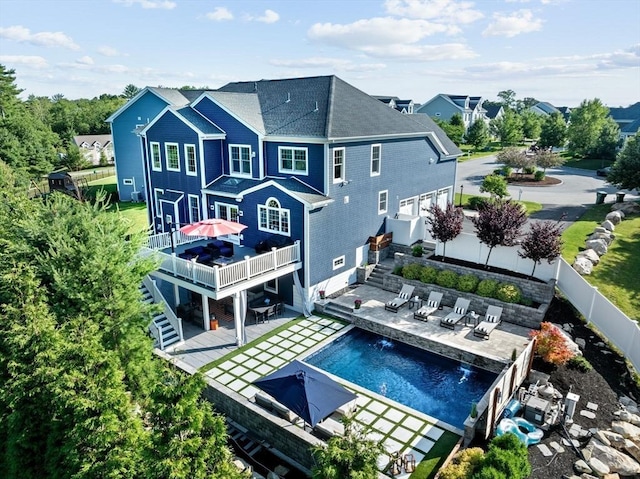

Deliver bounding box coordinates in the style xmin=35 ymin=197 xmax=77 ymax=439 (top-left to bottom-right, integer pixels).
xmin=386 ymin=254 xmax=553 ymax=329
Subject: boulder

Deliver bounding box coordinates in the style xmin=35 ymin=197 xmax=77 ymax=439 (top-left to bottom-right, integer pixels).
xmin=594 ymin=226 xmax=610 ymax=233
xmin=577 ymin=249 xmax=601 ymax=265
xmin=600 ymin=430 xmax=626 ymax=447
xmin=585 ymin=439 xmax=640 ymax=476
xmin=616 ymin=410 xmax=640 ymax=426
xmin=575 ymin=459 xmax=592 ymax=474
xmin=588 ymin=456 xmax=611 ymax=476
xmin=605 ymin=211 xmax=623 ymax=225
xmin=611 ymin=201 xmax=640 ymax=215
xmin=601 ymin=220 xmax=615 ymax=231
xmin=594 ymin=430 xmax=612 ymax=446
xmin=588 ymin=232 xmax=615 ymax=245
xmin=624 ymin=438 xmax=640 ymax=463
xmin=619 ymin=395 xmax=639 ymax=414
xmin=573 ymin=256 xmax=594 ymax=275
xmin=585 ymin=239 xmax=608 ymax=256
xmin=611 ymin=421 xmax=640 ymax=439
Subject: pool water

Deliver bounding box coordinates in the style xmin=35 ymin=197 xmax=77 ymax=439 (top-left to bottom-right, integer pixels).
xmin=305 ymin=328 xmax=497 ymax=429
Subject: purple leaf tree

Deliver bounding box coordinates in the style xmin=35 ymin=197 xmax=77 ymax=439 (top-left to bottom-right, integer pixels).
xmin=426 ymin=203 xmax=464 ymax=261
xmin=472 ymin=199 xmax=528 ymax=266
xmin=518 ymin=220 xmax=563 ymax=277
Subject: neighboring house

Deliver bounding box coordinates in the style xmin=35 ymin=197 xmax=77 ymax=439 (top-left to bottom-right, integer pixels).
xmin=111 ymin=75 xmax=461 ymax=341
xmin=416 ymin=94 xmax=486 ymax=130
xmin=374 ymin=96 xmax=415 ymax=114
xmin=483 ymin=104 xmax=504 ymax=123
xmin=529 ymin=102 xmax=571 ymax=121
xmin=609 ymin=101 xmax=640 ymax=142
xmin=73 ymin=134 xmax=114 ymax=166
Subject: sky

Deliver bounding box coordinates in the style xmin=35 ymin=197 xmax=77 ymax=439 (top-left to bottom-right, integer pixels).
xmin=0 ymin=0 xmax=639 ymax=108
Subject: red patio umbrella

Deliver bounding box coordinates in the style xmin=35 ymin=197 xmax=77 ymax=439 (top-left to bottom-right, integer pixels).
xmin=179 ymin=218 xmax=247 ymax=237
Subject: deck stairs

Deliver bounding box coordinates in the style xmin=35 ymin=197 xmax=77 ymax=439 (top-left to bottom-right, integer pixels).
xmin=321 ymin=301 xmax=354 ymax=322
xmin=365 ymin=261 xmax=393 ymax=289
xmin=140 ymin=284 xmax=182 ymax=350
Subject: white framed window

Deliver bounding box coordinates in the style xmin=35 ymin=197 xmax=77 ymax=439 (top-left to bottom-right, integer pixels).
xmin=150 ymin=142 xmax=161 ymax=171
xmin=165 ymin=143 xmax=180 ymax=171
xmin=123 ymin=178 xmax=133 ymax=186
xmin=188 ymin=194 xmax=200 ymax=223
xmin=229 ymin=144 xmax=251 ymax=176
xmin=185 ymin=144 xmax=197 ymax=176
xmin=154 ymin=188 xmax=164 ymax=218
xmin=370 ymin=144 xmax=381 ymax=176
xmin=332 ymin=147 xmax=345 ymax=183
xmin=264 ymin=278 xmax=278 ymax=294
xmin=332 ymin=256 xmax=345 ymax=270
xmin=378 ymin=190 xmax=388 ymax=214
xmin=258 ymin=197 xmax=290 ymax=235
xmin=279 ymin=146 xmax=308 ymax=175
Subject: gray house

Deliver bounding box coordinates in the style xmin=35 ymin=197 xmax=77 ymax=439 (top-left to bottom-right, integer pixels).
xmin=416 ymin=94 xmax=486 ymax=130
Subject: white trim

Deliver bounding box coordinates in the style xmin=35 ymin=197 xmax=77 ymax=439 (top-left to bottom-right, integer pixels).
xmin=370 ymin=143 xmax=381 ymax=176
xmin=150 ymin=142 xmax=162 ymax=172
xmin=332 ymin=147 xmax=345 ymax=184
xmin=229 ymin=144 xmax=252 ymax=177
xmin=378 ymin=190 xmax=388 ymax=215
xmin=165 ymin=142 xmax=180 ymax=172
xmin=185 ymin=144 xmax=197 ymax=176
xmin=332 ymin=255 xmax=345 ymax=270
xmin=264 ymin=278 xmax=278 ymax=294
xmin=214 ymin=202 xmax=241 ymax=244
xmin=188 ymin=194 xmax=200 ymax=223
xmin=258 ymin=197 xmax=290 ymax=236
xmin=154 ymin=188 xmax=164 ymax=218
xmin=123 ymin=178 xmax=133 ymax=186
xmin=278 ymin=146 xmax=308 ymax=175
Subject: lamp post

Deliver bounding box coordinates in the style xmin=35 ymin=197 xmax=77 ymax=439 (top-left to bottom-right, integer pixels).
xmin=459 ymin=184 xmax=464 ymax=207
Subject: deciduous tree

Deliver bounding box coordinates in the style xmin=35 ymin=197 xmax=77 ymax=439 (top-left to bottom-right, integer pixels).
xmin=518 ymin=220 xmax=563 ymax=276
xmin=533 ymin=150 xmax=565 ymax=172
xmin=538 ymin=112 xmax=566 ymax=149
xmin=567 ymin=98 xmax=612 ymax=158
xmin=520 ymin=110 xmax=542 ymax=140
xmin=426 ymin=203 xmax=464 ymax=261
xmin=530 ymin=322 xmax=575 ymax=366
xmin=490 ymin=109 xmax=523 ymax=146
xmin=607 ymin=132 xmax=640 ymax=191
xmin=465 ymin=119 xmax=490 ymax=151
xmin=472 ymin=200 xmax=527 ymax=266
xmin=496 ymin=147 xmax=531 ymax=175
xmin=480 ymin=174 xmax=508 ymax=199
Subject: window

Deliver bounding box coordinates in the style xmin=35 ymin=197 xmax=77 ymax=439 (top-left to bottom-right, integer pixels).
xmin=258 ymin=198 xmax=290 ymax=235
xmin=165 ymin=143 xmax=180 ymax=171
xmin=188 ymin=195 xmax=200 ymax=223
xmin=399 ymin=197 xmax=417 ymax=215
xmin=332 ymin=256 xmax=345 ymax=270
xmin=185 ymin=144 xmax=197 ymax=176
xmin=378 ymin=190 xmax=388 ymax=214
xmin=230 ymin=145 xmax=251 ymax=176
xmin=279 ymin=146 xmax=308 ymax=174
xmin=150 ymin=142 xmax=161 ymax=171
xmin=264 ymin=278 xmax=278 ymax=294
xmin=371 ymin=144 xmax=381 ymax=176
xmin=154 ymin=188 xmax=164 ymax=218
xmin=332 ymin=148 xmax=345 ymax=183
xmin=216 ymin=203 xmax=239 ymax=223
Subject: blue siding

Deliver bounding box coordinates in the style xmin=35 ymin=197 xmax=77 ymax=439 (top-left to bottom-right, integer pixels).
xmin=193 ymin=97 xmax=260 ymax=177
xmin=307 ymin=138 xmax=456 ymax=285
xmin=111 ymin=91 xmax=169 ymax=201
xmin=203 ymin=140 xmax=224 ymax=184
xmin=263 ymin=142 xmax=325 ymax=191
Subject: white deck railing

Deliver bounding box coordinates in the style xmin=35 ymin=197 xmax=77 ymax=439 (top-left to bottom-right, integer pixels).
xmin=142 ymin=241 xmax=301 ymax=292
xmin=143 ymin=275 xmax=184 ymax=347
xmin=145 ymin=231 xmax=208 ymax=251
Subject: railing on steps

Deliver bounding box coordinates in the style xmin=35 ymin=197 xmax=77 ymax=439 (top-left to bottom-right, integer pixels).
xmin=143 ymin=275 xmax=183 ymax=348
xmin=148 ymin=319 xmax=162 ymax=350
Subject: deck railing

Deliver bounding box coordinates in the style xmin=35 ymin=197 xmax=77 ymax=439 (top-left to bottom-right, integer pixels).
xmin=145 ymin=231 xmax=207 ymax=251
xmin=142 ymin=241 xmax=301 ymax=292
xmin=143 ymin=275 xmax=184 ymax=346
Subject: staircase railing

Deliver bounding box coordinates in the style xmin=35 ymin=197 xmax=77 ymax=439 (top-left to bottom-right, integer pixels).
xmin=148 ymin=319 xmax=163 ymax=350
xmin=143 ymin=275 xmax=184 ymax=346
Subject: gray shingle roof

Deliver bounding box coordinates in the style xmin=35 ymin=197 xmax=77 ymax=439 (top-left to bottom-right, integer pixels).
xmin=173 ymin=107 xmax=225 ymax=135
xmin=609 ymin=102 xmax=640 ymax=121
xmin=203 ymin=92 xmax=265 ymax=134
xmin=148 ymin=87 xmax=191 ymax=107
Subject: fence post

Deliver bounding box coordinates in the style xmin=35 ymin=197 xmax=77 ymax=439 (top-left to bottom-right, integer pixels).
xmin=587 ymin=286 xmax=598 ymax=324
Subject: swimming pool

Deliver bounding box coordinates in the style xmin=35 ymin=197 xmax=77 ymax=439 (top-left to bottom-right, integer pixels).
xmin=304 ymin=328 xmax=497 ymax=429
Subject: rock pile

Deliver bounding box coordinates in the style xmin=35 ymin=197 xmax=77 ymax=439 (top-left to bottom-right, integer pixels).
xmin=566 ymin=395 xmax=640 ymax=478
xmin=572 ymin=201 xmax=639 ymax=275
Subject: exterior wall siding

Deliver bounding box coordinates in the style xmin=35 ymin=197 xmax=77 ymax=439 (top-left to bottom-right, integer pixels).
xmin=202 ymin=140 xmax=224 ymax=185
xmin=264 ymin=141 xmax=325 ymax=191
xmin=111 ymin=91 xmax=169 ymax=201
xmin=418 ymin=97 xmax=459 ymax=122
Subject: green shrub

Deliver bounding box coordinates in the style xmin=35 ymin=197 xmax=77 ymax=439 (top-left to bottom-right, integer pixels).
xmin=568 ymin=355 xmax=593 ymax=372
xmin=411 ymin=244 xmax=424 ymax=257
xmin=419 ymin=266 xmax=438 ymax=284
xmin=436 ymin=269 xmax=458 ymax=289
xmin=402 ymin=263 xmax=423 ymax=280
xmin=476 ymin=279 xmax=498 ymax=298
xmin=534 ymin=170 xmax=545 ymax=181
xmin=519 ymin=297 xmax=533 ymax=307
xmin=457 ymin=273 xmax=479 ymax=293
xmin=468 ymin=196 xmax=488 ymax=211
xmin=481 ymin=433 xmax=531 ymax=479
xmin=472 ymin=467 xmax=505 ymax=479
xmin=439 ymin=447 xmax=484 ymax=479
xmin=495 ymin=282 xmax=522 ymax=303
xmin=524 ymin=165 xmax=536 ymax=175
xmin=392 ymin=266 xmax=403 ymax=275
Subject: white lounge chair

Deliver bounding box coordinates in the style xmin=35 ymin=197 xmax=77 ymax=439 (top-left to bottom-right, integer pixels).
xmin=253 ymin=391 xmax=298 ymax=423
xmin=414 ymin=291 xmax=443 ymax=321
xmin=473 ymin=305 xmax=504 ymax=339
xmin=385 ymin=284 xmax=415 ymax=312
xmin=440 ymin=298 xmax=470 ymax=329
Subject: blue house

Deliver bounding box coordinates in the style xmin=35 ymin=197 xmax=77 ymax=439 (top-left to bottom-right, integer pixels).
xmin=111 ymin=75 xmax=461 ymax=345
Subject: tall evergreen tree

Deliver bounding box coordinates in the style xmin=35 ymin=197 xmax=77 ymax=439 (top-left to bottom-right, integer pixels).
xmin=607 ymin=132 xmax=640 ymax=191
xmin=465 ymin=119 xmax=490 ymax=151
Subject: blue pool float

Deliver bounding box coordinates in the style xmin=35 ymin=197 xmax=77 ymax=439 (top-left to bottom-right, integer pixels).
xmin=495 ymin=417 xmax=543 ymax=446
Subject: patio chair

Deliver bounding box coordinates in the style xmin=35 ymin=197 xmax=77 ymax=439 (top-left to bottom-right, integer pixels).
xmin=384 ymin=284 xmax=415 ymax=312
xmin=265 ymin=304 xmax=277 ymax=321
xmin=439 ymin=297 xmax=470 ymax=329
xmin=473 ymin=305 xmax=504 ymax=339
xmin=414 ymin=291 xmax=443 ymax=321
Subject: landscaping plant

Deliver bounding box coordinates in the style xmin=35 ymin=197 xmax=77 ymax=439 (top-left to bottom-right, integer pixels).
xmin=436 ymin=269 xmax=459 ymax=289
xmin=439 ymin=447 xmax=484 ymax=479
xmin=402 ymin=263 xmax=423 ymax=281
xmin=530 ymin=321 xmax=575 ymax=366
xmin=457 ymin=273 xmax=480 ymax=293
xmin=476 ymin=279 xmax=499 ymax=298
xmin=426 ymin=203 xmax=464 ymax=261
xmin=472 ymin=199 xmax=528 ymax=266
xmin=419 ymin=265 xmax=439 ymax=284
xmin=479 ymin=174 xmax=508 ymax=199
xmin=518 ymin=220 xmax=563 ymax=277
xmin=495 ymin=282 xmax=522 ymax=304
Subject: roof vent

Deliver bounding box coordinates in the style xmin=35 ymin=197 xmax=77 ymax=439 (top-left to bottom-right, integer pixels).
xmin=253 ymin=82 xmax=258 ymax=91
xmin=286 ymin=92 xmax=290 ymax=103
xmin=314 ymin=101 xmax=318 ymax=112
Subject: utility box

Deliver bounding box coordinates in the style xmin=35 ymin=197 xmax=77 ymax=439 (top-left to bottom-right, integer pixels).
xmin=524 ymin=396 xmax=551 ymax=426
xmin=565 ymin=392 xmax=580 ymax=421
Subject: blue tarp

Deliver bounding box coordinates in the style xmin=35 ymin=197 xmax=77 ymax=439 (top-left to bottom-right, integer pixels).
xmin=253 ymin=360 xmax=357 ymax=427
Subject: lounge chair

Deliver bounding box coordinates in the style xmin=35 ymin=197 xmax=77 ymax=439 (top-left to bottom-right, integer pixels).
xmin=385 ymin=284 xmax=415 ymax=312
xmin=473 ymin=305 xmax=504 ymax=339
xmin=253 ymin=391 xmax=298 ymax=423
xmin=439 ymin=298 xmax=470 ymax=329
xmin=414 ymin=291 xmax=443 ymax=321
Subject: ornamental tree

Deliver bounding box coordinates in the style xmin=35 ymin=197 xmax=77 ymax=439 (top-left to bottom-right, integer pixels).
xmin=472 ymin=199 xmax=527 ymax=266
xmin=518 ymin=220 xmax=563 ymax=277
xmin=530 ymin=322 xmax=575 ymax=366
xmin=480 ymin=174 xmax=509 ymax=198
xmin=426 ymin=203 xmax=464 ymax=261
xmin=533 ymin=150 xmax=565 ymax=172
xmin=607 ymin=132 xmax=640 ymax=191
xmin=496 ymin=147 xmax=531 ymax=176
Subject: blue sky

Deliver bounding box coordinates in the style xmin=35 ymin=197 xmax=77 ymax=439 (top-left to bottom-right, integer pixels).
xmin=1 ymin=0 xmax=638 ymax=107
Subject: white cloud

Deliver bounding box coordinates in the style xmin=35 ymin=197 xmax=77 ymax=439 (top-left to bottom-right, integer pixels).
xmin=384 ymin=0 xmax=484 ymax=24
xmin=256 ymin=9 xmax=279 ymax=23
xmin=270 ymin=57 xmax=386 ymax=72
xmin=113 ymin=0 xmax=176 ymax=9
xmin=482 ymin=9 xmax=543 ymax=37
xmin=595 ymin=44 xmax=640 ymax=69
xmin=98 ymin=46 xmax=119 ymax=57
xmin=0 ymin=55 xmax=48 ymax=69
xmin=206 ymin=7 xmax=233 ymax=21
xmin=76 ymin=56 xmax=94 ymax=65
xmin=362 ymin=42 xmax=477 ymax=61
xmin=0 ymin=25 xmax=80 ymax=50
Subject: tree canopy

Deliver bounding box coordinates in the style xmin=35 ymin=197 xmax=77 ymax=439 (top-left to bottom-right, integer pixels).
xmin=538 ymin=112 xmax=566 ymax=149
xmin=490 ymin=109 xmax=523 ymax=146
xmin=472 ymin=199 xmax=528 ymax=266
xmin=567 ymin=98 xmax=618 ymax=159
xmin=607 ymin=132 xmax=640 ymax=191
xmin=465 ymin=119 xmax=490 ymax=151
xmin=518 ymin=220 xmax=563 ymax=276
xmin=426 ymin=203 xmax=464 ymax=260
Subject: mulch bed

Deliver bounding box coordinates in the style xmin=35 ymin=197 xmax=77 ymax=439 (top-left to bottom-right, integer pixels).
xmin=506 ymin=174 xmax=562 ymax=186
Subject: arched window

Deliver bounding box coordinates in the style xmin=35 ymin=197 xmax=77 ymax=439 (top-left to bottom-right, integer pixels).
xmin=258 ymin=198 xmax=290 ymax=235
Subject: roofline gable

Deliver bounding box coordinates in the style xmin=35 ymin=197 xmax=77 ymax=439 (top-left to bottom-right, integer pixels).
xmin=191 ymin=92 xmax=264 ymax=136
xmin=139 ymin=106 xmax=226 ymax=139
xmin=106 ymin=87 xmax=174 ymax=123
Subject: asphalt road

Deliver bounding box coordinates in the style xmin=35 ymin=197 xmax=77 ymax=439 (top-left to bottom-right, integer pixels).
xmin=456 ymin=155 xmax=638 ymax=227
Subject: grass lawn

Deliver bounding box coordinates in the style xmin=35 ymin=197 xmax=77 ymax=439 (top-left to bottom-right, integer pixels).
xmin=88 ymin=175 xmax=150 ymax=234
xmin=563 ymin=157 xmax=615 ymax=170
xmin=458 ymin=143 xmax=502 ymax=162
xmin=561 ymin=203 xmax=640 ymax=320
xmin=454 ymin=192 xmax=542 ymax=215
xmin=410 ymin=431 xmax=460 ymax=479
